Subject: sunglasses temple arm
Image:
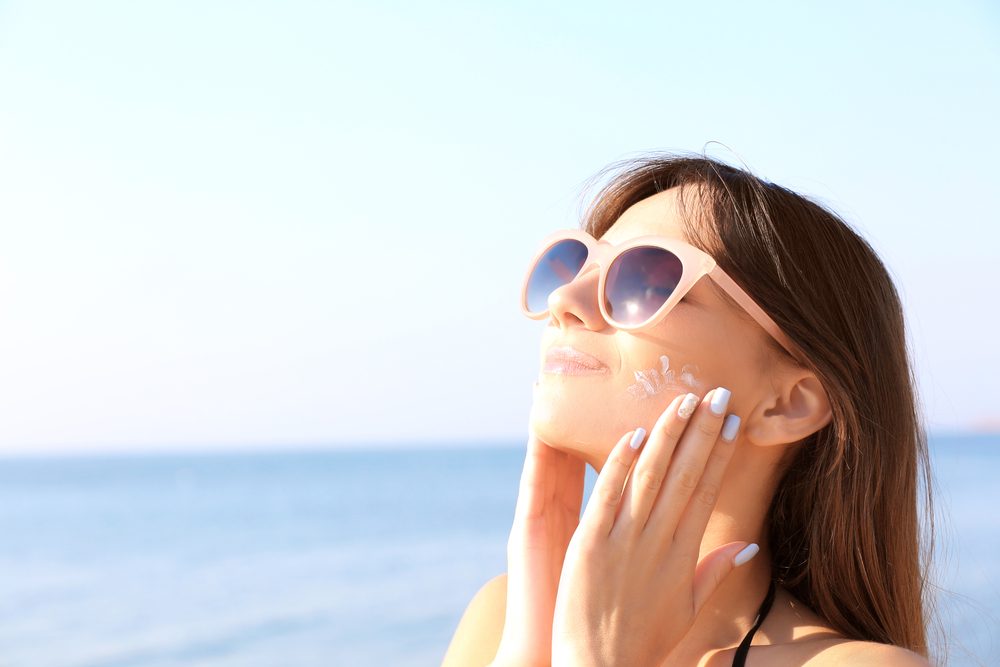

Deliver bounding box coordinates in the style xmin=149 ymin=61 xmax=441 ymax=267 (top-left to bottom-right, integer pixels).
xmin=707 ymin=267 xmax=806 ymax=365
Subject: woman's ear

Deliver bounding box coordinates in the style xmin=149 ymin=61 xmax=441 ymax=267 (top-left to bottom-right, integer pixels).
xmin=743 ymin=370 xmax=833 ymax=448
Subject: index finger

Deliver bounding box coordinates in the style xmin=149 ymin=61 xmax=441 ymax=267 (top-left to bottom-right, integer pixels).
xmin=673 ymin=412 xmax=741 ymax=554
xmin=644 ymin=388 xmax=731 ymax=541
xmin=577 ymin=426 xmax=649 ymax=542
xmin=613 ymin=391 xmax=701 ymax=543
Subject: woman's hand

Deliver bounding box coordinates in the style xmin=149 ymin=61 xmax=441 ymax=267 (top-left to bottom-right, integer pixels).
xmin=550 ymin=388 xmax=758 ymax=667
xmin=490 ymin=428 xmax=586 ymax=667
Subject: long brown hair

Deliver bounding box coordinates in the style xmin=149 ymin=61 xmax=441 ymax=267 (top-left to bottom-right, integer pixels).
xmin=577 ymin=150 xmax=936 ymax=658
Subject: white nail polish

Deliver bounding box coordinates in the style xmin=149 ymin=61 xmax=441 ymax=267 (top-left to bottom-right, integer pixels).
xmin=734 ymin=543 xmax=760 ymax=567
xmin=721 ymin=414 xmax=741 ymax=442
xmin=629 ymin=427 xmax=646 ymax=450
xmin=677 ymin=393 xmax=699 ymax=419
xmin=709 ymin=387 xmax=731 ymax=415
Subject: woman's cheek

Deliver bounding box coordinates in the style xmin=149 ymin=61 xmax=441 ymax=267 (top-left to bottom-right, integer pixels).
xmin=625 ymin=354 xmax=705 ymax=399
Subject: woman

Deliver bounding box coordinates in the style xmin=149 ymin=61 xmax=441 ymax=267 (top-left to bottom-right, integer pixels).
xmin=441 ymin=152 xmax=936 ymax=666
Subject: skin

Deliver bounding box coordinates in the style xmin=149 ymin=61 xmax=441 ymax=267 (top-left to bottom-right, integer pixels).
xmin=624 ymin=355 xmax=705 ymax=400
xmin=506 ymin=185 xmax=931 ymax=666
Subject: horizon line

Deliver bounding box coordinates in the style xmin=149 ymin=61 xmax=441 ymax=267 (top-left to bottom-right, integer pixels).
xmin=0 ymin=428 xmax=997 ymax=460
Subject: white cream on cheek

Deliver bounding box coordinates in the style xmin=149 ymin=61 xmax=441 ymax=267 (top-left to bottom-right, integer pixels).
xmin=626 ymin=354 xmax=704 ymax=399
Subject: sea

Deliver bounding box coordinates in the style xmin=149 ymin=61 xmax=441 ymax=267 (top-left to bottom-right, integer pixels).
xmin=0 ymin=434 xmax=996 ymax=667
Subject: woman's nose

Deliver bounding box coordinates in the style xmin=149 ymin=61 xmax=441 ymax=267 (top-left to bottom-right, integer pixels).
xmin=546 ymin=264 xmax=607 ymax=330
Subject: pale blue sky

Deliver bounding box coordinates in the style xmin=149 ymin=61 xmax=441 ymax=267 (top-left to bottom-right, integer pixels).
xmin=0 ymin=0 xmax=997 ymax=454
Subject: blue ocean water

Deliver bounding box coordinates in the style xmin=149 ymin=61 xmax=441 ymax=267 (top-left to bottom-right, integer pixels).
xmin=0 ymin=434 xmax=996 ymax=667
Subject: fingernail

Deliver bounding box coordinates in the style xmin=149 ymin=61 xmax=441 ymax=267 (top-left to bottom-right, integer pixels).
xmin=628 ymin=427 xmax=646 ymax=450
xmin=709 ymin=387 xmax=731 ymax=415
xmin=721 ymin=414 xmax=741 ymax=441
xmin=734 ymin=543 xmax=759 ymax=567
xmin=677 ymin=393 xmax=699 ymax=419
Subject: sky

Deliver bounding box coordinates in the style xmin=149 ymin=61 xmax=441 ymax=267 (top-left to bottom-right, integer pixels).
xmin=0 ymin=0 xmax=997 ymax=454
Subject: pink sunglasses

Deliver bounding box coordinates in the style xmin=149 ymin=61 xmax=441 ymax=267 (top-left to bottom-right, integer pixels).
xmin=520 ymin=228 xmax=806 ymax=365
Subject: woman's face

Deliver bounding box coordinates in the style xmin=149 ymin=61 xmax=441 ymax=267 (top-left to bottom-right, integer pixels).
xmin=529 ymin=186 xmax=773 ymax=469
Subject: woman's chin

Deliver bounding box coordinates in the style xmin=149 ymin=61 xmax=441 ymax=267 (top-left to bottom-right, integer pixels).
xmin=529 ymin=393 xmax=621 ymax=457
xmin=527 ymin=411 xmax=608 ymax=471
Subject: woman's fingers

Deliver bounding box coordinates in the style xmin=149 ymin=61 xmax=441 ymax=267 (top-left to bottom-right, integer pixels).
xmin=553 ymin=448 xmax=586 ymax=516
xmin=644 ymin=388 xmax=732 ymax=543
xmin=611 ymin=393 xmax=688 ymax=541
xmin=514 ymin=430 xmax=553 ymax=522
xmin=562 ymin=386 xmax=742 ymax=560
xmin=578 ymin=428 xmax=646 ymax=541
xmin=672 ymin=412 xmax=740 ymax=556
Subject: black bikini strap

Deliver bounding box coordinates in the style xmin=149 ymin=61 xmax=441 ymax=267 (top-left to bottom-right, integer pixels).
xmin=732 ymin=579 xmax=777 ymax=666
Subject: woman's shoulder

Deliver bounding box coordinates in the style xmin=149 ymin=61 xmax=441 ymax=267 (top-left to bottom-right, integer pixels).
xmin=744 ymin=587 xmax=930 ymax=667
xmin=440 ymin=573 xmax=507 ymax=667
xmin=773 ymin=638 xmax=930 ymax=666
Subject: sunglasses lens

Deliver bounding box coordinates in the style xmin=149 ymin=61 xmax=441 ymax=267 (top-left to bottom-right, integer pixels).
xmin=605 ymin=246 xmax=683 ymax=326
xmin=524 ymin=238 xmax=589 ymax=313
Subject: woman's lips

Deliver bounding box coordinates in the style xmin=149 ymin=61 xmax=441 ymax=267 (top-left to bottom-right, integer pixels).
xmin=543 ymin=345 xmax=609 ymax=375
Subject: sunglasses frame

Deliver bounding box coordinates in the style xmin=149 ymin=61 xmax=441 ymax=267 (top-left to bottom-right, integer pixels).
xmin=520 ymin=228 xmax=806 ymax=365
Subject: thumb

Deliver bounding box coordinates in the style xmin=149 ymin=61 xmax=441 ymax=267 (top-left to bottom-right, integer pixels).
xmin=514 ymin=430 xmax=558 ymax=522
xmin=692 ymin=541 xmax=760 ymax=615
